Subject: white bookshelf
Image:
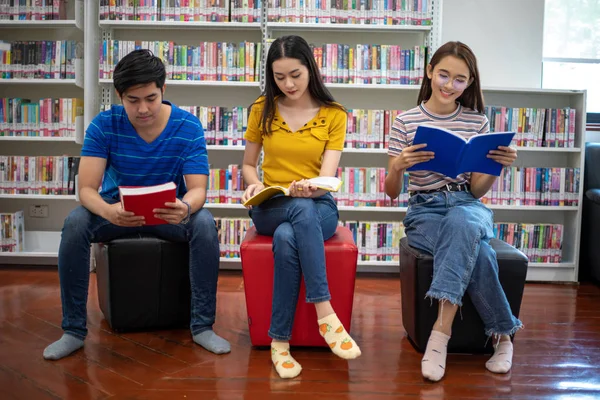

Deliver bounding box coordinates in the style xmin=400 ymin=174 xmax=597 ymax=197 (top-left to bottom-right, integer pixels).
xmin=0 ymin=1 xmax=84 ymax=266
xmin=2 ymin=1 xmax=587 ymax=283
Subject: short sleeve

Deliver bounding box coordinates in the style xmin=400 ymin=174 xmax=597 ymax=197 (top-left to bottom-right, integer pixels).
xmin=478 ymin=115 xmax=490 ymax=134
xmin=325 ymin=108 xmax=346 ymax=151
xmin=81 ymin=113 xmax=109 ymax=158
xmin=244 ymin=105 xmax=263 ymax=144
xmin=182 ymin=117 xmax=209 ymax=175
xmin=388 ymin=116 xmax=409 ymax=157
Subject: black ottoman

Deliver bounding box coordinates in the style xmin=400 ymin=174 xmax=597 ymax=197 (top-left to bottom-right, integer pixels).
xmin=93 ymin=234 xmax=191 ymax=332
xmin=400 ymin=237 xmax=528 ymax=354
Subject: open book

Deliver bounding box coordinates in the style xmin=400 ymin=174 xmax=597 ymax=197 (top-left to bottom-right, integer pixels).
xmin=243 ymin=176 xmax=343 ymax=207
xmin=406 ymin=124 xmax=516 ymax=178
xmin=119 ymin=182 xmax=177 ymax=225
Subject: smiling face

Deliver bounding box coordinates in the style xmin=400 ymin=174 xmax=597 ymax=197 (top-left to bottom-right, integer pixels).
xmin=118 ymin=82 xmax=165 ymax=132
xmin=425 ymin=55 xmax=472 ymax=115
xmin=272 ymin=57 xmax=310 ymax=102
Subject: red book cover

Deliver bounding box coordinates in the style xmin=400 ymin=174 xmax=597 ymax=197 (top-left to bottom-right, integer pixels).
xmin=119 ymin=182 xmax=177 ymax=226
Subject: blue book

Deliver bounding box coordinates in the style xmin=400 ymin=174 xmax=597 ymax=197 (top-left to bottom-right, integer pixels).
xmin=406 ymin=124 xmax=516 ymax=178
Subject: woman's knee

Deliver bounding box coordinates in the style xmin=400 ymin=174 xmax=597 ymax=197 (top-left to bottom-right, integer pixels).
xmin=273 ymin=222 xmax=295 ymax=248
xmin=287 ymin=198 xmax=319 ymax=219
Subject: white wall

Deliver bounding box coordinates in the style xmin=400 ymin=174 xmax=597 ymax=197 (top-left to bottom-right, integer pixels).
xmin=441 ymin=0 xmax=545 ymax=89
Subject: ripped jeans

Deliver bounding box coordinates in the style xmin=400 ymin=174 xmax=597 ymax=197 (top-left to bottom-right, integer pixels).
xmin=403 ymin=190 xmax=523 ymax=337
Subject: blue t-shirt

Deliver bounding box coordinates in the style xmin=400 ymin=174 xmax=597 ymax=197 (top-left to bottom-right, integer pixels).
xmin=81 ymin=101 xmax=209 ymax=200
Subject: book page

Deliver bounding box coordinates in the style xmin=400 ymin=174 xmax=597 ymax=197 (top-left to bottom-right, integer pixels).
xmin=119 ymin=182 xmax=176 ymax=196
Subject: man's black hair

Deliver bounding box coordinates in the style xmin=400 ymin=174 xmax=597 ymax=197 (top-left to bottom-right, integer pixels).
xmin=113 ymin=49 xmax=166 ymax=96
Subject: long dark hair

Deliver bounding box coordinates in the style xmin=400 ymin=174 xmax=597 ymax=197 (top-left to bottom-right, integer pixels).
xmin=255 ymin=35 xmax=345 ymax=135
xmin=417 ymin=41 xmax=485 ymax=113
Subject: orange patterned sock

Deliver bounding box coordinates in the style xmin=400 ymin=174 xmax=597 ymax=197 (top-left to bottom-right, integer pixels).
xmin=318 ymin=313 xmax=361 ymax=360
xmin=271 ymin=341 xmax=302 ymax=379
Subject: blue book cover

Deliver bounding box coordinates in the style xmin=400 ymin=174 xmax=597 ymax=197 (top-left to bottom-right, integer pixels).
xmin=406 ymin=124 xmax=516 ymax=178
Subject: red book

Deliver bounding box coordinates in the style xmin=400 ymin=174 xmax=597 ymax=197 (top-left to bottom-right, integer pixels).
xmin=119 ymin=182 xmax=177 ymax=226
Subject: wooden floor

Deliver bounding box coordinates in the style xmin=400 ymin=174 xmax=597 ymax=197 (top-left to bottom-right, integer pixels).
xmin=0 ymin=270 xmax=599 ymax=400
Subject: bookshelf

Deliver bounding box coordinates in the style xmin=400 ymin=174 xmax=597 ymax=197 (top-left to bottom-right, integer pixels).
xmin=0 ymin=0 xmax=84 ymax=264
xmin=1 ymin=1 xmax=587 ymax=283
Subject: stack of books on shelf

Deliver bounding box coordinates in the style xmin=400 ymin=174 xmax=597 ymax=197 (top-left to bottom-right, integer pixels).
xmin=345 ymin=108 xmax=403 ymax=148
xmin=481 ymin=167 xmax=580 ymax=206
xmin=0 ymin=0 xmax=68 ymax=20
xmin=216 ymin=217 xmax=252 ymax=259
xmin=266 ymin=0 xmax=432 ymax=25
xmin=99 ymin=0 xmax=261 ymax=23
xmin=100 ymin=40 xmax=261 ymax=82
xmin=486 ymin=105 xmax=577 ymax=148
xmin=0 ymin=156 xmax=80 ymax=195
xmin=311 ymin=43 xmax=426 ymax=85
xmin=0 ymin=97 xmax=84 ymax=138
xmin=342 ymin=220 xmax=405 ymax=262
xmin=493 ymin=222 xmax=563 ymax=263
xmin=0 ymin=211 xmax=24 ymax=253
xmin=0 ymin=40 xmax=80 ymax=80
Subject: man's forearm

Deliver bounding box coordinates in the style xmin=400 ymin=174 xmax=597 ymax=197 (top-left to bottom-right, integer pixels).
xmin=79 ymin=187 xmax=112 ymax=218
xmin=182 ymin=187 xmax=206 ymax=214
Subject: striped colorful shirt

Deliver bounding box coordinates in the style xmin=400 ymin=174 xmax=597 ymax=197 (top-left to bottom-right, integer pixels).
xmin=82 ymin=101 xmax=209 ymax=200
xmin=388 ymin=102 xmax=490 ymax=191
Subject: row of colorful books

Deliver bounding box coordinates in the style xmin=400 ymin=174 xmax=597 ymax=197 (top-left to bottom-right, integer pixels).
xmin=0 ymin=40 xmax=80 ymax=80
xmin=480 ymin=167 xmax=580 ymax=207
xmin=100 ymin=40 xmax=261 ymax=82
xmin=204 ymin=166 xmax=581 ymax=208
xmin=484 ymin=106 xmax=577 ymax=148
xmin=493 ymin=222 xmax=563 ymax=263
xmin=213 ymin=217 xmax=565 ymax=264
xmin=0 ymin=156 xmax=80 ymax=195
xmin=0 ymin=211 xmax=24 ymax=253
xmin=0 ymin=0 xmax=67 ymax=20
xmin=311 ymin=43 xmax=426 ymax=85
xmin=0 ymin=98 xmax=84 ymax=138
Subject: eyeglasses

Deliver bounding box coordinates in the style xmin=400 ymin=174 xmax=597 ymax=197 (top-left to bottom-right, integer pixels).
xmin=434 ymin=72 xmax=470 ymax=91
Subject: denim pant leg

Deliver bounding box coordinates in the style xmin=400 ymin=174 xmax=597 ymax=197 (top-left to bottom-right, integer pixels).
xmin=58 ymin=201 xmax=145 ymax=339
xmin=249 ymin=194 xmax=339 ymax=341
xmin=144 ymin=208 xmax=220 ymax=336
xmin=425 ymin=193 xmax=495 ymax=306
xmin=466 ymin=239 xmax=524 ymax=337
xmin=402 ymin=193 xmax=447 ymax=255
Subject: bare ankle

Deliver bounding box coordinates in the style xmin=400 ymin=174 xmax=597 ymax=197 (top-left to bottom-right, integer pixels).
xmin=432 ymin=323 xmax=452 ymax=337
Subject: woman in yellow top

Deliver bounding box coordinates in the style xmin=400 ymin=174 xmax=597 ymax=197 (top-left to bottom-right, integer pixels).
xmin=241 ymin=35 xmax=361 ymax=379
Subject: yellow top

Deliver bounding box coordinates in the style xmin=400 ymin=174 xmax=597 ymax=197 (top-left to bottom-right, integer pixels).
xmin=244 ymin=97 xmax=347 ymax=188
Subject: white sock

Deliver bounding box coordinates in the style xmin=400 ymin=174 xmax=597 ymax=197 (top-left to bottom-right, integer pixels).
xmin=271 ymin=342 xmax=302 ymax=379
xmin=421 ymin=330 xmax=450 ymax=382
xmin=486 ymin=340 xmax=513 ymax=374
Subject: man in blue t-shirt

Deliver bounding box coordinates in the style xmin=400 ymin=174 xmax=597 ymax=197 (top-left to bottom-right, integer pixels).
xmin=43 ymin=49 xmax=230 ymax=360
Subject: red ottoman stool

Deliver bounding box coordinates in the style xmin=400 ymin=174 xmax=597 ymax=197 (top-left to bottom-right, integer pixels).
xmin=240 ymin=225 xmax=358 ymax=347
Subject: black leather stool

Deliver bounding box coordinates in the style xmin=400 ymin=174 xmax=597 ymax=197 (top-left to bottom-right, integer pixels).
xmin=400 ymin=237 xmax=528 ymax=354
xmin=93 ymin=234 xmax=191 ymax=332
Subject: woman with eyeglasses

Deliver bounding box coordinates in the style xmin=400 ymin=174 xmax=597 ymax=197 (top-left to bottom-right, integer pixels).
xmin=384 ymin=41 xmax=522 ymax=382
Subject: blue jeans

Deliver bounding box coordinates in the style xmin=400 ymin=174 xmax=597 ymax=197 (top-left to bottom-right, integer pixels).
xmin=403 ymin=190 xmax=523 ymax=337
xmin=58 ymin=198 xmax=221 ymax=339
xmin=248 ymin=193 xmax=339 ymax=341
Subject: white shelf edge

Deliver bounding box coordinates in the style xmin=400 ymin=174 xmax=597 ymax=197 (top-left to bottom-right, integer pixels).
xmin=268 ymin=22 xmax=432 ymax=32
xmin=0 ymin=136 xmax=78 ymax=142
xmin=487 ymin=205 xmax=579 ymax=211
xmin=341 ymin=146 xmax=581 ymax=154
xmin=0 ymin=194 xmax=77 ymax=200
xmin=206 ymin=145 xmax=245 ymax=151
xmin=99 ymin=79 xmax=259 ymax=87
xmin=99 ymin=20 xmax=261 ymax=29
xmin=0 ymin=79 xmax=78 ymax=85
xmin=326 ymin=83 xmax=421 ymax=90
xmin=481 ymin=86 xmax=586 ymax=95
xmin=0 ymin=20 xmax=79 ymax=28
